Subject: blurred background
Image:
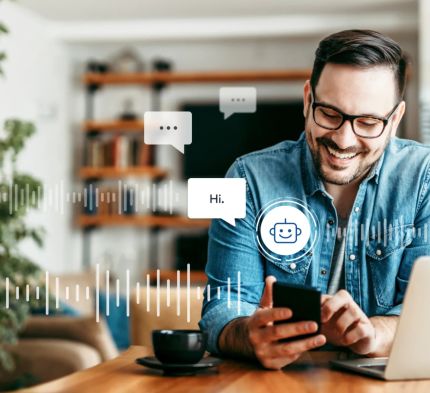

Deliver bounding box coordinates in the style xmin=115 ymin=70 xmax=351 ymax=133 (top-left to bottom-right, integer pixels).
xmin=0 ymin=0 xmax=429 ymax=388
xmin=0 ymin=0 xmax=427 ymax=280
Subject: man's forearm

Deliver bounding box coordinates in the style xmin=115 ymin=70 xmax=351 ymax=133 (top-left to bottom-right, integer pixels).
xmin=218 ymin=317 xmax=256 ymax=359
xmin=369 ymin=316 xmax=400 ymax=357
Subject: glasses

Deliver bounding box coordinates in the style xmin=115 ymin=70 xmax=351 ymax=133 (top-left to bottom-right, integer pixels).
xmin=311 ymin=91 xmax=400 ymax=139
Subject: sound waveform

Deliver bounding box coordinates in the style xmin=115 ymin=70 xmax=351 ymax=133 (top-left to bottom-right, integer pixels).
xmin=3 ymin=264 xmax=243 ymax=323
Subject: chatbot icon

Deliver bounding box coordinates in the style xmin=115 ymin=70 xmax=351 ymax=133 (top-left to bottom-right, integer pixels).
xmin=255 ymin=199 xmax=319 ymax=261
xmin=269 ymin=219 xmax=302 ymax=244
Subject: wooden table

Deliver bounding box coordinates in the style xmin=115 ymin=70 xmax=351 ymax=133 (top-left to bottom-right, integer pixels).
xmin=20 ymin=346 xmax=430 ymax=393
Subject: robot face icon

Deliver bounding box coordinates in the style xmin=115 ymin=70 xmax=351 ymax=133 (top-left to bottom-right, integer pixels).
xmin=269 ymin=219 xmax=302 ymax=244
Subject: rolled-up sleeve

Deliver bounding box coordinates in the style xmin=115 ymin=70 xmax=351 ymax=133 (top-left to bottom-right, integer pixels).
xmin=199 ymin=158 xmax=265 ymax=355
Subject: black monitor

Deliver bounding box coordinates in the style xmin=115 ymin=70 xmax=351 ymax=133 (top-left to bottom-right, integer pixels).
xmin=182 ymin=100 xmax=304 ymax=179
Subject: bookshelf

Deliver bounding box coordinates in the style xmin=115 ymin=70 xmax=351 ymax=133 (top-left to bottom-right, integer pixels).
xmin=79 ymin=166 xmax=167 ymax=179
xmin=78 ymin=215 xmax=211 ymax=229
xmin=83 ymin=120 xmax=144 ymax=132
xmin=79 ymin=67 xmax=310 ymax=268
xmin=83 ymin=69 xmax=311 ymax=85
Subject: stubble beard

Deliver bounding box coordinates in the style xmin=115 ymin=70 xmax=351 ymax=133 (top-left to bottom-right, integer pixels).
xmin=304 ymin=115 xmax=390 ymax=186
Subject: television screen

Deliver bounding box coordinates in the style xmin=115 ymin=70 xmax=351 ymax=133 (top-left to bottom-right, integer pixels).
xmin=182 ymin=100 xmax=304 ymax=179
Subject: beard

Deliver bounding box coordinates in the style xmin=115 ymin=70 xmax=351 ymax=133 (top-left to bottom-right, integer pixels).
xmin=304 ymin=115 xmax=391 ymax=186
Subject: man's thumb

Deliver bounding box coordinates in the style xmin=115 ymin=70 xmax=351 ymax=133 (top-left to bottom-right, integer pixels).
xmin=259 ymin=275 xmax=277 ymax=308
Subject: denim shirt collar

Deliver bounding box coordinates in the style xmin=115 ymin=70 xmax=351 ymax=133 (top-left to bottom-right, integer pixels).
xmin=299 ymin=131 xmax=385 ymax=196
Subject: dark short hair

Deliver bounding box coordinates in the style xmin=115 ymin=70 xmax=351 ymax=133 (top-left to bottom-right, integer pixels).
xmin=310 ymin=29 xmax=409 ymax=100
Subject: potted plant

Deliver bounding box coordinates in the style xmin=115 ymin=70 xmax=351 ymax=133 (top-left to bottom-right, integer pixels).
xmin=0 ymin=3 xmax=46 ymax=372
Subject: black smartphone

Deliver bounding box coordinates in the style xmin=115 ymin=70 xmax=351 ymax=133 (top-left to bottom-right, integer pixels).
xmin=272 ymin=282 xmax=321 ymax=341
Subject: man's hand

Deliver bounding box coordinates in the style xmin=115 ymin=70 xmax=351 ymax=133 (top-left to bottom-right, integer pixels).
xmin=243 ymin=276 xmax=326 ymax=369
xmin=321 ymin=290 xmax=377 ymax=355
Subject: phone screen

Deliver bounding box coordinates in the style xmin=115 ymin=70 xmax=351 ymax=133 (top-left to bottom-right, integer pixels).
xmin=272 ymin=282 xmax=321 ymax=342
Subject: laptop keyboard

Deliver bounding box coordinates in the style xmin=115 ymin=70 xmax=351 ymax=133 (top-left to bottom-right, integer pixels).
xmin=360 ymin=365 xmax=387 ymax=372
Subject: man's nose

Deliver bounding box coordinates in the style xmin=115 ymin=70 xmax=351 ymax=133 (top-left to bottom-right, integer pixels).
xmin=330 ymin=119 xmax=358 ymax=150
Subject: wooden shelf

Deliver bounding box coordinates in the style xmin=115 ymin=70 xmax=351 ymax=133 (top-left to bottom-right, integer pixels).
xmin=83 ymin=69 xmax=311 ymax=86
xmin=77 ymin=215 xmax=211 ymax=229
xmin=79 ymin=166 xmax=167 ymax=179
xmin=83 ymin=120 xmax=144 ymax=132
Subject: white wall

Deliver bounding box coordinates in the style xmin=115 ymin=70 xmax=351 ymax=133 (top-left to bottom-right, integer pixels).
xmin=0 ymin=2 xmax=80 ymax=273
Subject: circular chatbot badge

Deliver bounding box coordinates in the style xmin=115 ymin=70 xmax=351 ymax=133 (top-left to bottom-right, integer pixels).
xmin=255 ymin=198 xmax=319 ymax=262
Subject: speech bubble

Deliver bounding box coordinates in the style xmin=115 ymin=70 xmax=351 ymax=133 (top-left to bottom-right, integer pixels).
xmin=144 ymin=111 xmax=192 ymax=153
xmin=187 ymin=178 xmax=246 ymax=226
xmin=219 ymin=87 xmax=257 ymax=119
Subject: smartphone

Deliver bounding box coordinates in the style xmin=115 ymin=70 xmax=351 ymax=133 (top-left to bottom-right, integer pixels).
xmin=272 ymin=282 xmax=321 ymax=341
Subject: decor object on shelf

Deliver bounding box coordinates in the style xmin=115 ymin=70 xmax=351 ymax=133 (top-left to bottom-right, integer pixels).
xmin=151 ymin=58 xmax=173 ymax=72
xmin=111 ymin=48 xmax=144 ymax=73
xmin=86 ymin=59 xmax=109 ymax=74
xmin=118 ymin=98 xmax=139 ymax=121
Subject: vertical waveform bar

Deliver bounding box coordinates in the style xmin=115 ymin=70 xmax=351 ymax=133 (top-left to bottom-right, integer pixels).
xmin=187 ymin=263 xmax=190 ymax=323
xmin=207 ymin=284 xmax=211 ymax=301
xmin=156 ymin=269 xmax=160 ymax=317
xmin=55 ymin=277 xmax=59 ymax=309
xmin=106 ymin=270 xmax=110 ymax=317
xmin=36 ymin=286 xmax=40 ymax=300
xmin=126 ymin=269 xmax=130 ymax=317
xmin=136 ymin=282 xmax=140 ymax=304
xmin=237 ymin=271 xmax=241 ymax=315
xmin=152 ymin=183 xmax=156 ymax=212
xmin=117 ymin=180 xmax=122 ymax=215
xmin=217 ymin=286 xmax=220 ymax=300
xmin=164 ymin=182 xmax=168 ymax=212
xmin=25 ymin=284 xmax=29 ymax=302
xmin=15 ymin=286 xmax=19 ymax=300
xmin=75 ymin=284 xmax=80 ymax=302
xmin=45 ymin=271 xmax=49 ymax=315
xmin=60 ymin=180 xmax=65 ymax=215
xmin=5 ymin=278 xmax=9 ymax=308
xmin=176 ymin=270 xmax=180 ymax=316
xmin=8 ymin=179 xmax=12 ymax=214
xmin=146 ymin=274 xmax=150 ymax=312
xmin=96 ymin=263 xmax=100 ymax=323
xmin=65 ymin=286 xmax=70 ymax=300
xmin=197 ymin=286 xmax=201 ymax=300
xmin=86 ymin=286 xmax=90 ymax=300
xmin=166 ymin=279 xmax=170 ymax=307
xmin=169 ymin=180 xmax=173 ymax=214
xmin=227 ymin=277 xmax=231 ymax=309
xmin=116 ymin=279 xmax=120 ymax=307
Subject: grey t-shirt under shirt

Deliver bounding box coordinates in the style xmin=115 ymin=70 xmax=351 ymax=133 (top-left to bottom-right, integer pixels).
xmin=327 ymin=216 xmax=349 ymax=295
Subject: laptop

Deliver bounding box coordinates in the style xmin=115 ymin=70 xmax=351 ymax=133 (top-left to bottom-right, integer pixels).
xmin=330 ymin=257 xmax=430 ymax=380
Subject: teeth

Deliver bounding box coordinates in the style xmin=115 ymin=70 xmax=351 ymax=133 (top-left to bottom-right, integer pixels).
xmin=327 ymin=146 xmax=357 ymax=160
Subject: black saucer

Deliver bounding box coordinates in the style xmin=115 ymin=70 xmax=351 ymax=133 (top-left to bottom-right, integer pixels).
xmin=135 ymin=356 xmax=222 ymax=376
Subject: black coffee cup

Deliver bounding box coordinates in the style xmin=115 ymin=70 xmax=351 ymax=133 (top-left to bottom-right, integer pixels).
xmin=152 ymin=330 xmax=207 ymax=364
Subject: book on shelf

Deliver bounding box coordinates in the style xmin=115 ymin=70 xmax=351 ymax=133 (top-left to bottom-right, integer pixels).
xmin=85 ymin=136 xmax=153 ymax=168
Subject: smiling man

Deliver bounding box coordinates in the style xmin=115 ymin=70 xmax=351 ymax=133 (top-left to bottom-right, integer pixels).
xmin=199 ymin=30 xmax=430 ymax=369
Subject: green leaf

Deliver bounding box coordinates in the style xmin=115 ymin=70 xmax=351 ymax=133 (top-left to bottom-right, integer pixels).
xmin=0 ymin=23 xmax=8 ymax=35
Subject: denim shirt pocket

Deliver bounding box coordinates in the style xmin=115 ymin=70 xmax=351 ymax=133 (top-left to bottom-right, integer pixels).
xmin=266 ymin=249 xmax=313 ymax=286
xmin=366 ymin=224 xmax=414 ymax=309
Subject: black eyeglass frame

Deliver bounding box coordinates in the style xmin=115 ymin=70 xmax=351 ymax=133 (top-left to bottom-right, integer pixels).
xmin=310 ymin=90 xmax=401 ymax=139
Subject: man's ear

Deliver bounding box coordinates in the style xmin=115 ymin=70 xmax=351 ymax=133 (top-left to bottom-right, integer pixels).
xmin=390 ymin=100 xmax=406 ymax=137
xmin=303 ymin=80 xmax=312 ymax=118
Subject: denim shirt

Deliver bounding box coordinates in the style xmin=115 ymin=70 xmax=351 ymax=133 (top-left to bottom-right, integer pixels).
xmin=199 ymin=132 xmax=430 ymax=354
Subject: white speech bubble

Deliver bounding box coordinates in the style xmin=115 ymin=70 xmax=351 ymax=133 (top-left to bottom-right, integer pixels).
xmin=219 ymin=87 xmax=257 ymax=119
xmin=144 ymin=111 xmax=192 ymax=153
xmin=187 ymin=178 xmax=246 ymax=226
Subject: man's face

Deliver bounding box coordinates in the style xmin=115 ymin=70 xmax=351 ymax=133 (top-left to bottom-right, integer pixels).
xmin=303 ymin=64 xmax=405 ymax=186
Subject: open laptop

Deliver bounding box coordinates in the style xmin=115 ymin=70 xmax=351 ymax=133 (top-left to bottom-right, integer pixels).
xmin=330 ymin=257 xmax=430 ymax=380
